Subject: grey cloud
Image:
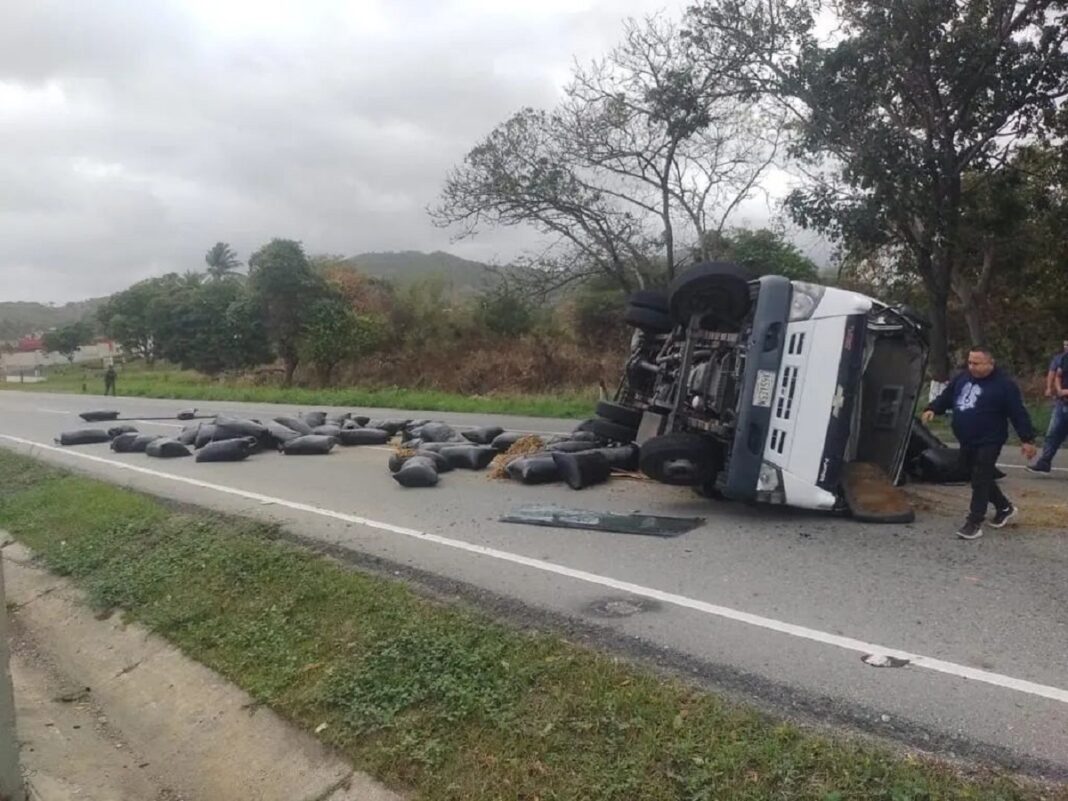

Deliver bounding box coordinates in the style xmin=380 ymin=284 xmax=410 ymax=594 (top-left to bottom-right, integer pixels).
xmin=0 ymin=0 xmax=717 ymax=303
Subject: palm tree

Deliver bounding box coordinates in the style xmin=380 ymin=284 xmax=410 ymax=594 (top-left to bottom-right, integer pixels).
xmin=204 ymin=242 xmax=242 ymax=280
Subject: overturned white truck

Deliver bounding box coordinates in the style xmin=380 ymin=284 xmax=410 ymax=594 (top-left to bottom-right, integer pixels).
xmin=590 ymin=263 xmax=930 ymax=522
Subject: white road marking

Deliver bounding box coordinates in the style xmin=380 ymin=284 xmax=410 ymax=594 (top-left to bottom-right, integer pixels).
xmin=38 ymin=408 xmax=70 ymax=415
xmin=3 ymin=434 xmax=1067 ymax=706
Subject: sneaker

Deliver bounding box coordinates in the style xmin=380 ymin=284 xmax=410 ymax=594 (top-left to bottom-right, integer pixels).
xmin=956 ymin=520 xmax=983 ymax=540
xmin=989 ymin=505 xmax=1017 ymax=528
xmin=1026 ymin=463 xmax=1051 ymax=474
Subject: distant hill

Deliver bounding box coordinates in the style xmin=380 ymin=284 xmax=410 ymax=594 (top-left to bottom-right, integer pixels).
xmin=0 ymin=298 xmax=105 ymax=342
xmin=341 ymin=250 xmax=501 ymax=292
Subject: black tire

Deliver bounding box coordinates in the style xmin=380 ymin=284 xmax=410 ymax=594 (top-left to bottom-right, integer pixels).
xmin=668 ymin=261 xmax=752 ymax=327
xmin=640 ymin=432 xmax=720 ymax=486
xmin=576 ymin=417 xmax=638 ymax=443
xmin=694 ymin=474 xmax=726 ymax=500
xmin=624 ymin=305 xmax=674 ymax=333
xmin=595 ymin=400 xmax=643 ymax=429
xmin=627 ymin=289 xmax=669 ymax=312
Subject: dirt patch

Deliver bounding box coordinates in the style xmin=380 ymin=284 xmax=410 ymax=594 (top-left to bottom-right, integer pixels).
xmin=905 ymin=479 xmax=1068 ymax=531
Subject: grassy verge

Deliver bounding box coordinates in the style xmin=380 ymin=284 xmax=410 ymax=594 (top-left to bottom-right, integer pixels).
xmin=0 ymin=450 xmax=1059 ymax=801
xmin=2 ymin=365 xmax=595 ymax=419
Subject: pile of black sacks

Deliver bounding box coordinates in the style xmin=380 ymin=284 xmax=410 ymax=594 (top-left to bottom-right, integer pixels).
xmin=57 ymin=411 xmax=641 ymax=491
xmin=389 ymin=420 xmax=639 ymax=490
xmin=57 ymin=411 xmax=405 ymax=464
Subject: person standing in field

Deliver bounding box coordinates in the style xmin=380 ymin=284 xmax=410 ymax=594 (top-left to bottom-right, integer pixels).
xmin=921 ymin=347 xmax=1037 ymax=540
xmin=103 ymin=364 xmax=117 ymax=396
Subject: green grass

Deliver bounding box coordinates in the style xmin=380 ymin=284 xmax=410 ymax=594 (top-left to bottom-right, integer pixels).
xmin=0 ymin=449 xmax=1061 ymax=801
xmin=3 ymin=364 xmax=596 ymax=419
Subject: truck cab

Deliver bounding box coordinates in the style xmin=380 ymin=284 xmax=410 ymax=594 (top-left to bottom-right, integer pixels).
xmin=614 ymin=264 xmax=929 ymax=515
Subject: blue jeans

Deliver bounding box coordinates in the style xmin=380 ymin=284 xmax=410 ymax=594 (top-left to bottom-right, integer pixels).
xmin=1038 ymin=402 xmax=1068 ymax=467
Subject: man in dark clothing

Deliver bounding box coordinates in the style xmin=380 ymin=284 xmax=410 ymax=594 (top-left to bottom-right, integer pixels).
xmin=1029 ymin=348 xmax=1067 ymax=473
xmin=922 ymin=348 xmax=1037 ymax=540
xmin=103 ymin=364 xmax=117 ymax=396
xmin=1043 ymin=339 xmax=1068 ymax=436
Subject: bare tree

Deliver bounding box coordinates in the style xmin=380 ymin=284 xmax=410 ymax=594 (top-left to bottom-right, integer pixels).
xmin=432 ymin=14 xmax=782 ymax=294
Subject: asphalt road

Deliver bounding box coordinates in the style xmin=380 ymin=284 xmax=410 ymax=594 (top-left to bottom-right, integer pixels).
xmin=1 ymin=389 xmax=1066 ymax=778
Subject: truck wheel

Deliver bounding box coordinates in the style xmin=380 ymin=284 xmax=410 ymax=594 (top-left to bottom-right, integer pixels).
xmin=624 ymin=305 xmax=673 ymax=333
xmin=668 ymin=261 xmax=752 ymax=327
xmin=640 ymin=432 xmax=719 ymax=486
xmin=595 ymin=400 xmax=643 ymax=429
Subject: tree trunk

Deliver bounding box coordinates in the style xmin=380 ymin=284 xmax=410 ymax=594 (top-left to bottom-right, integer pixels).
xmin=927 ymin=299 xmax=952 ymax=382
xmin=915 ymin=247 xmax=952 ymax=381
xmin=952 ymin=280 xmax=985 ymax=347
xmin=318 ymin=363 xmax=335 ymax=388
xmin=282 ymin=357 xmax=298 ymax=387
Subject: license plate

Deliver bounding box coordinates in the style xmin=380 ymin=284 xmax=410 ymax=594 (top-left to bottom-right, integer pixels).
xmin=753 ymin=369 xmax=777 ymax=407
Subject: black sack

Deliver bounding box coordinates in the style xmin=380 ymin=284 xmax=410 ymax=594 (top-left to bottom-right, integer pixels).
xmin=176 ymin=424 xmax=199 ymax=445
xmin=302 ymin=411 xmax=328 ymax=428
xmin=564 ymin=431 xmax=601 ymax=443
xmin=415 ymin=441 xmax=449 ymax=453
xmin=213 ymin=416 xmax=268 ymax=442
xmin=545 ymin=440 xmax=601 ymax=453
xmin=282 ymin=435 xmax=337 ymax=455
xmin=79 ymin=410 xmax=120 ymax=422
xmin=439 ymin=445 xmax=497 ymax=470
xmin=176 ymin=408 xmax=198 ymax=421
xmin=388 ymin=449 xmax=451 ymax=473
xmin=462 ymin=426 xmax=504 ymax=445
xmin=194 ymin=424 xmax=217 ymax=449
xmin=196 ymin=437 xmax=257 ymax=462
xmin=905 ymin=418 xmax=946 ymax=467
xmin=490 ymin=432 xmax=525 ymax=452
xmin=353 ymin=416 xmax=371 ymax=427
xmin=146 ymin=438 xmax=192 ymax=458
xmin=275 ymin=416 xmax=314 ymax=435
xmin=107 ymin=424 xmax=138 ymax=438
xmin=313 ymin=424 xmax=342 ymax=437
xmin=337 ymin=428 xmax=390 ymax=446
xmin=552 ymin=450 xmax=612 ymax=489
xmin=505 ymin=455 xmax=562 ymax=485
xmin=417 ymin=422 xmax=459 ymax=442
xmin=325 ymin=412 xmax=352 ymax=425
xmin=912 ymin=446 xmax=1005 ymax=483
xmin=588 ymin=444 xmax=640 ymax=471
xmin=366 ymin=419 xmax=411 ymax=436
xmin=392 ymin=456 xmax=439 ymax=488
xmin=265 ymin=421 xmax=302 ymax=447
xmin=129 ymin=434 xmax=164 ymax=453
xmin=110 ymin=432 xmax=141 ymax=452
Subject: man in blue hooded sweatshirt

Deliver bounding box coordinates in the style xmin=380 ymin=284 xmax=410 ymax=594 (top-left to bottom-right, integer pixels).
xmin=921 ymin=347 xmax=1037 ymax=540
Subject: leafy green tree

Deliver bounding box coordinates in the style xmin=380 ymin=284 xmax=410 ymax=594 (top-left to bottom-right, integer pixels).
xmin=155 ymin=280 xmax=270 ymax=375
xmin=97 ymin=276 xmax=182 ymax=364
xmin=569 ymin=278 xmax=630 ymax=347
xmin=300 ymin=296 xmax=384 ymax=386
xmin=475 ymin=286 xmax=537 ymax=338
xmin=248 ymin=239 xmax=326 ymax=386
xmin=686 ymin=0 xmax=1068 ymax=378
xmin=42 ymin=321 xmax=93 ymax=362
xmin=704 ymin=228 xmax=819 ymax=281
xmin=205 ymin=242 xmax=242 ymax=280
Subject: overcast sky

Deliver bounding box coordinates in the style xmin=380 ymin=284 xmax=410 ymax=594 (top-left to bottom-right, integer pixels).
xmin=0 ymin=0 xmax=818 ymax=304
